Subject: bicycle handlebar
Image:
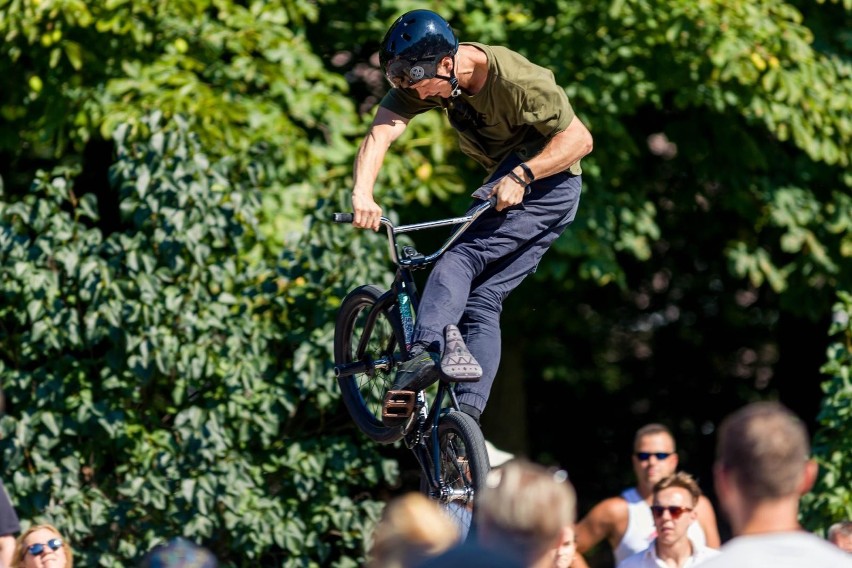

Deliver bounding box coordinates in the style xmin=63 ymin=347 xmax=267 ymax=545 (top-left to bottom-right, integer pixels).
xmin=332 ymin=196 xmax=498 ymax=267
xmin=332 ymin=212 xmax=355 ymax=224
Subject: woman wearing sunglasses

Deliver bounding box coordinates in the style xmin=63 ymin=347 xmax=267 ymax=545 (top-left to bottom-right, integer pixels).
xmin=12 ymin=524 xmax=73 ymax=568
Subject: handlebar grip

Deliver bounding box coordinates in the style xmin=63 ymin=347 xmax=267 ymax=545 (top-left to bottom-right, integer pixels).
xmin=486 ymin=195 xmax=498 ymax=208
xmin=332 ymin=213 xmax=354 ymax=224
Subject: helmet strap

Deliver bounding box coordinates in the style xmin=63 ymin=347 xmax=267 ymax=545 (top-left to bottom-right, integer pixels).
xmin=436 ymin=55 xmax=463 ymax=97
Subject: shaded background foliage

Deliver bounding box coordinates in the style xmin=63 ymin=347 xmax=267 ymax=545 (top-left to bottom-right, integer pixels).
xmin=1 ymin=0 xmax=851 ymax=566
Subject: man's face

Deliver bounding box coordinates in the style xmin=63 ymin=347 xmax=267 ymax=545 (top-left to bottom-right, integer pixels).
xmin=651 ymin=487 xmax=697 ymax=548
xmin=831 ymin=533 xmax=852 ymax=553
xmin=398 ymin=56 xmax=453 ymax=99
xmin=408 ymin=77 xmax=452 ymax=99
xmin=632 ymin=433 xmax=678 ymax=488
xmin=554 ymin=525 xmax=577 ymax=568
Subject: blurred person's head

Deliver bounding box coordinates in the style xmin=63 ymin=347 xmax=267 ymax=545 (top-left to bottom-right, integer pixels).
xmin=476 ymin=460 xmax=576 ymax=568
xmin=713 ymin=401 xmax=817 ymax=534
xmin=632 ymin=424 xmax=679 ymax=491
xmin=552 ymin=524 xmax=576 ymax=568
xmin=139 ymin=537 xmax=217 ymax=568
xmin=368 ymin=492 xmax=459 ymax=568
xmin=13 ymin=524 xmax=73 ymax=568
xmin=651 ymin=472 xmax=701 ymax=549
xmin=828 ymin=521 xmax=852 ymax=553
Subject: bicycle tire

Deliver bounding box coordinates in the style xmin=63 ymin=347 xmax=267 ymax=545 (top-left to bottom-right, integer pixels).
xmin=334 ymin=285 xmax=405 ymax=444
xmin=421 ymin=411 xmax=491 ymax=539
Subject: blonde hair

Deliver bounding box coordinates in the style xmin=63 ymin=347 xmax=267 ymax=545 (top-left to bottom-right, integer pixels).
xmin=368 ymin=493 xmax=459 ymax=568
xmin=653 ymin=471 xmax=702 ymax=507
xmin=476 ymin=460 xmax=576 ymax=561
xmin=13 ymin=524 xmax=74 ymax=568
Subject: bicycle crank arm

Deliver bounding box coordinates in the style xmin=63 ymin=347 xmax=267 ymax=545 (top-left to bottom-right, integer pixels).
xmin=333 ymin=357 xmax=393 ymax=377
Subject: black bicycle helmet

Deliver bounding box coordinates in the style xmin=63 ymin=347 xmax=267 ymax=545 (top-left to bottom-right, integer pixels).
xmin=379 ymin=10 xmax=459 ymax=89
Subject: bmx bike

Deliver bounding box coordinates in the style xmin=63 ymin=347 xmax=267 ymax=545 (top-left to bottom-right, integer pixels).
xmin=332 ymin=198 xmax=496 ymax=533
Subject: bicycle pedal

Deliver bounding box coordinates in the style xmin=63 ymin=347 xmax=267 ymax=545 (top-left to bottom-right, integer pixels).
xmin=382 ymin=390 xmax=417 ymax=423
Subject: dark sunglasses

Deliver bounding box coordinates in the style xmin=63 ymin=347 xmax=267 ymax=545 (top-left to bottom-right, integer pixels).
xmin=27 ymin=538 xmax=63 ymax=556
xmin=651 ymin=505 xmax=692 ymax=519
xmin=635 ymin=452 xmax=673 ymax=461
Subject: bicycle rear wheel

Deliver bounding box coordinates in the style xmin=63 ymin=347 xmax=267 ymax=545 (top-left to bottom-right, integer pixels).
xmin=334 ymin=285 xmax=405 ymax=444
xmin=422 ymin=411 xmax=490 ymax=540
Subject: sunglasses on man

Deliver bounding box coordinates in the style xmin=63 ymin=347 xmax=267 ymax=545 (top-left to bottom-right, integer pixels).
xmin=634 ymin=452 xmax=674 ymax=461
xmin=27 ymin=538 xmax=63 ymax=556
xmin=650 ymin=505 xmax=693 ymax=520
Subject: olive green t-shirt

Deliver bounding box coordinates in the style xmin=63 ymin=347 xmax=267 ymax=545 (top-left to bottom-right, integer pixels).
xmin=380 ymin=42 xmax=581 ymax=176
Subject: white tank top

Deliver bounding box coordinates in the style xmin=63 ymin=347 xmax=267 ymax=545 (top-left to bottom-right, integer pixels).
xmin=613 ymin=487 xmax=707 ymax=565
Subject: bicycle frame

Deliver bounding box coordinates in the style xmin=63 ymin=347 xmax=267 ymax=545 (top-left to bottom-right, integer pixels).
xmin=332 ymin=197 xmax=495 ymax=504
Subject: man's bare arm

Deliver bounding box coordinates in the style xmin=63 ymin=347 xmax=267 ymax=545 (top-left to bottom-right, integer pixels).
xmin=524 ymin=116 xmax=593 ymax=180
xmin=352 ymin=106 xmax=410 ymax=230
xmin=575 ymin=497 xmax=627 ymax=553
xmin=696 ymin=495 xmax=721 ymax=548
xmin=0 ymin=534 xmax=15 ymax=568
xmin=489 ymin=116 xmax=593 ymax=211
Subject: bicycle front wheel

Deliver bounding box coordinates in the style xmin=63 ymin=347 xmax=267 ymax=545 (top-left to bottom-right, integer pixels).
xmin=334 ymin=285 xmax=405 ymax=444
xmin=423 ymin=411 xmax=491 ymax=539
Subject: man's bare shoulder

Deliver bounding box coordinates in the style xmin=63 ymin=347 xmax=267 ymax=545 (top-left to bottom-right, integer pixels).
xmin=575 ymin=495 xmax=630 ymax=551
xmin=583 ymin=495 xmax=629 ymax=524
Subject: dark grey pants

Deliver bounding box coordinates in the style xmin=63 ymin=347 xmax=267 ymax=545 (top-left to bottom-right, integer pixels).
xmin=412 ymin=158 xmax=582 ymax=413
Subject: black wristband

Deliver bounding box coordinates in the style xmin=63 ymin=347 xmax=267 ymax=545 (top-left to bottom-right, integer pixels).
xmin=519 ymin=162 xmax=535 ymax=182
xmin=506 ymin=170 xmax=527 ymax=187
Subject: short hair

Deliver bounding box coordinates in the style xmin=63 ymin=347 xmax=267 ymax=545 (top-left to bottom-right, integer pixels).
xmin=716 ymin=401 xmax=810 ymax=500
xmin=368 ymin=493 xmax=459 ymax=568
xmin=634 ymin=423 xmax=676 ymax=450
xmin=476 ymin=460 xmax=576 ymax=561
xmin=653 ymin=471 xmax=702 ymax=507
xmin=828 ymin=521 xmax=852 ymax=543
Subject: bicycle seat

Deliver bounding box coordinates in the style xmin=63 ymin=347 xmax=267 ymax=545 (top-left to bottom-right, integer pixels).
xmin=440 ymin=325 xmax=482 ymax=382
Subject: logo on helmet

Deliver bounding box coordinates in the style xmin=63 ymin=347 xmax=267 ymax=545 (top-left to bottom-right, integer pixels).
xmin=409 ymin=66 xmax=426 ymax=81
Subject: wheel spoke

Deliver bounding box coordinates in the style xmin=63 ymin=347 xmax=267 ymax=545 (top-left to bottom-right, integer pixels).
xmin=334 ymin=286 xmax=404 ymax=443
xmin=423 ymin=412 xmax=489 ymax=542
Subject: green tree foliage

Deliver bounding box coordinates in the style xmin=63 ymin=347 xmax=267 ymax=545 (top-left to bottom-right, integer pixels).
xmin=312 ymin=0 xmax=852 ymax=538
xmin=1 ymin=0 xmax=352 ymax=241
xmin=0 ymin=115 xmax=393 ymax=566
xmin=0 ymin=0 xmax=465 ymax=231
xmin=802 ymin=291 xmax=852 ymax=531
xmin=311 ymin=0 xmax=851 ymax=297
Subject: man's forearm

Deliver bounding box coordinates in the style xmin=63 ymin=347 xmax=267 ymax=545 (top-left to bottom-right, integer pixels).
xmin=353 ymin=131 xmax=389 ymax=198
xmin=353 ymin=106 xmax=410 ymax=197
xmin=520 ymin=116 xmax=593 ymax=182
xmin=0 ymin=534 xmax=15 ymax=568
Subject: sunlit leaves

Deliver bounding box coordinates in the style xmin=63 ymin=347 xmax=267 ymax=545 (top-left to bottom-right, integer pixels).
xmin=0 ymin=116 xmax=391 ymax=566
xmin=802 ymin=291 xmax=852 ymax=529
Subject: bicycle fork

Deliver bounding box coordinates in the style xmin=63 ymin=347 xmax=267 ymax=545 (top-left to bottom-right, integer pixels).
xmin=409 ymin=385 xmax=474 ymax=505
